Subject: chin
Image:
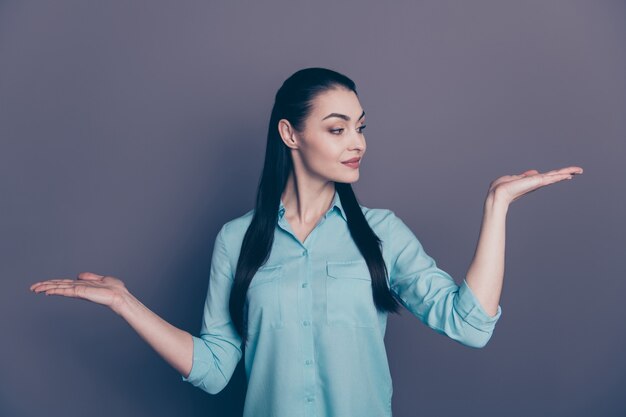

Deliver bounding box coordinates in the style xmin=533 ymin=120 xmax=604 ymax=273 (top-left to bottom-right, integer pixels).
xmin=334 ymin=173 xmax=360 ymax=184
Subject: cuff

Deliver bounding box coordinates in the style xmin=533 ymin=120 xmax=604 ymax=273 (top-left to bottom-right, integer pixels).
xmin=454 ymin=279 xmax=502 ymax=331
xmin=180 ymin=335 xmax=210 ymax=386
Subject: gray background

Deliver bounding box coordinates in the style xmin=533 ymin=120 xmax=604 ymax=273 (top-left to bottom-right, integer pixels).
xmin=2 ymin=1 xmax=624 ymax=416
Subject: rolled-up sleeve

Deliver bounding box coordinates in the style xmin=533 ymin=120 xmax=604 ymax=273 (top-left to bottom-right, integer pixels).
xmin=181 ymin=223 xmax=243 ymax=393
xmin=386 ymin=211 xmax=502 ymax=348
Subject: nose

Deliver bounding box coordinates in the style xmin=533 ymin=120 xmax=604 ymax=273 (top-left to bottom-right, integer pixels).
xmin=350 ymin=131 xmax=366 ymax=152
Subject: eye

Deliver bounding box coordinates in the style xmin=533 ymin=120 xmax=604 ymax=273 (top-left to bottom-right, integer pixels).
xmin=329 ymin=125 xmax=366 ymax=135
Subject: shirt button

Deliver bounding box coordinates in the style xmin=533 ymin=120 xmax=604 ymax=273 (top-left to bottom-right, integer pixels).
xmin=301 ymin=282 xmax=308 ymax=288
xmin=307 ymin=397 xmax=314 ymax=402
xmin=305 ymin=359 xmax=313 ymax=365
xmin=301 ymin=250 xmax=307 ymax=256
xmin=303 ymin=320 xmax=310 ymax=326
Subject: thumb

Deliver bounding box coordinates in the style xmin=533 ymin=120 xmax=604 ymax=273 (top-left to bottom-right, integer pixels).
xmin=77 ymin=272 xmax=105 ymax=281
xmin=520 ymin=169 xmax=539 ymax=176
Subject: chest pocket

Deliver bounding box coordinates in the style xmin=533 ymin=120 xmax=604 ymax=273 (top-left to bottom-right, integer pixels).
xmin=326 ymin=260 xmax=378 ymax=328
xmin=246 ymin=264 xmax=284 ymax=334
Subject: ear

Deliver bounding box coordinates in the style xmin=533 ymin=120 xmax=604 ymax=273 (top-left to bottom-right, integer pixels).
xmin=278 ymin=119 xmax=300 ymax=149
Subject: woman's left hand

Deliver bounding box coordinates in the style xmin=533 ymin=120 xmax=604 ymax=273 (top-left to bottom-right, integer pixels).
xmin=488 ymin=166 xmax=584 ymax=205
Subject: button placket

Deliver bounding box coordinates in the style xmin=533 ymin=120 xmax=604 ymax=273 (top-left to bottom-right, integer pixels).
xmin=299 ymin=245 xmax=316 ymax=415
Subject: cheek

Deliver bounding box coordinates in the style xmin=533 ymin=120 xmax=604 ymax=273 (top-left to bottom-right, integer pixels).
xmin=305 ymin=141 xmax=342 ymax=170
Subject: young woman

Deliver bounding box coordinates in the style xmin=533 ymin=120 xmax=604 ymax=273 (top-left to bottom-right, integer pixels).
xmin=30 ymin=67 xmax=583 ymax=417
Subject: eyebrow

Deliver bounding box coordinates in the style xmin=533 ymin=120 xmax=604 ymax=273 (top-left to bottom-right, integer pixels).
xmin=322 ymin=110 xmax=365 ymax=122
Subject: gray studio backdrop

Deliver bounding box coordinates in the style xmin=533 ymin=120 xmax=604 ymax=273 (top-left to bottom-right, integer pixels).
xmin=2 ymin=1 xmax=625 ymax=416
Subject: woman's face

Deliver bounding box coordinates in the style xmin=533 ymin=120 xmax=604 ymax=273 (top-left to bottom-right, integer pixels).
xmin=280 ymin=87 xmax=367 ymax=184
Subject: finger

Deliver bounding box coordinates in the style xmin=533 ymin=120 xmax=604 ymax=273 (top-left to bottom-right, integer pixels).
xmin=544 ymin=166 xmax=584 ymax=176
xmin=32 ymin=283 xmax=75 ymax=293
xmin=512 ymin=172 xmax=570 ymax=192
xmin=32 ymin=281 xmax=94 ymax=293
xmin=30 ymin=278 xmax=73 ymax=289
xmin=541 ymin=173 xmax=574 ymax=184
xmin=78 ymin=272 xmax=105 ymax=281
xmin=43 ymin=279 xmax=75 ymax=284
xmin=30 ymin=279 xmax=79 ymax=291
xmin=43 ymin=287 xmax=83 ymax=298
xmin=559 ymin=165 xmax=583 ymax=174
xmin=542 ymin=168 xmax=566 ymax=176
xmin=43 ymin=283 xmax=94 ymax=297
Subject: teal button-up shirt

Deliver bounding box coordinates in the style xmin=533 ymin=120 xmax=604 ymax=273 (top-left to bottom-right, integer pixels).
xmin=182 ymin=190 xmax=502 ymax=417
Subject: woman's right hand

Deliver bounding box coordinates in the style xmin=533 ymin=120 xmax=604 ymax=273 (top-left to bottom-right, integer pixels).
xmin=30 ymin=272 xmax=129 ymax=315
xmin=30 ymin=271 xmax=195 ymax=378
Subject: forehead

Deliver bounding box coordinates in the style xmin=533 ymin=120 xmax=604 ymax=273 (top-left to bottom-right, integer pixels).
xmin=309 ymin=87 xmax=363 ymax=119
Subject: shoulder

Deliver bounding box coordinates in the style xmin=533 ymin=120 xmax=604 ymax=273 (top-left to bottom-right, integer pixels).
xmin=214 ymin=209 xmax=254 ymax=256
xmin=360 ymin=204 xmax=419 ymax=247
xmin=359 ymin=204 xmax=397 ymax=228
xmin=358 ymin=204 xmax=403 ymax=239
xmin=222 ymin=208 xmax=254 ymax=234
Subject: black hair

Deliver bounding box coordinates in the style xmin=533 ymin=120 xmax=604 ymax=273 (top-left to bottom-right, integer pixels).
xmin=229 ymin=67 xmax=402 ymax=349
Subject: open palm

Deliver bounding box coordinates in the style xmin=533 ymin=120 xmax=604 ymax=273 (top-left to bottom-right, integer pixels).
xmin=489 ymin=166 xmax=583 ymax=204
xmin=30 ymin=272 xmax=128 ymax=314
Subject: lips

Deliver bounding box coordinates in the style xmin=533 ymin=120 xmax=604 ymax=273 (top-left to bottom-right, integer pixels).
xmin=342 ymin=157 xmax=361 ymax=163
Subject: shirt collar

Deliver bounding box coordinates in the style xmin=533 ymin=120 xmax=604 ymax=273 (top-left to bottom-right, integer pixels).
xmin=279 ymin=189 xmax=347 ymax=222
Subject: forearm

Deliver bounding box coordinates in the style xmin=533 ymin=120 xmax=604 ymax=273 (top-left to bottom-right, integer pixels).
xmin=465 ymin=192 xmax=509 ymax=317
xmin=113 ymin=289 xmax=193 ymax=378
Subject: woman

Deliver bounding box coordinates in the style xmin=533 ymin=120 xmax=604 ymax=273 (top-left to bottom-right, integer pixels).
xmin=30 ymin=67 xmax=583 ymax=417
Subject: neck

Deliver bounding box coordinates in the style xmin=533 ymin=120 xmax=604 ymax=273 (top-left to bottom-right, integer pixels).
xmin=281 ymin=171 xmax=335 ymax=225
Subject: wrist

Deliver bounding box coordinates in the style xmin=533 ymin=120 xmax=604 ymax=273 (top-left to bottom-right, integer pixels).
xmin=111 ymin=287 xmax=138 ymax=317
xmin=485 ymin=190 xmax=509 ymax=215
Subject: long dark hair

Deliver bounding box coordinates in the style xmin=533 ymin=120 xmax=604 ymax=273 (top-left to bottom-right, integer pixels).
xmin=229 ymin=67 xmax=402 ymax=349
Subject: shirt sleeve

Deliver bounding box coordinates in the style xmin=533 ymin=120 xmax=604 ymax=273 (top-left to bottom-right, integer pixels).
xmin=386 ymin=210 xmax=502 ymax=348
xmin=180 ymin=223 xmax=243 ymax=393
